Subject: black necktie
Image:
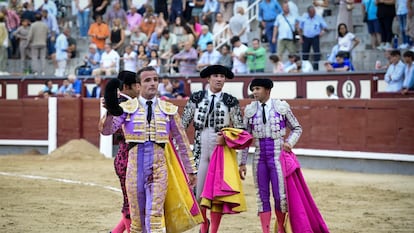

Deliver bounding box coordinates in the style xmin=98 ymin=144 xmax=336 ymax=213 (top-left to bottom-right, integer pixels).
xmin=262 ymin=103 xmax=266 ymax=124
xmin=146 ymin=100 xmax=153 ymax=123
xmin=209 ymin=94 xmax=216 ymax=114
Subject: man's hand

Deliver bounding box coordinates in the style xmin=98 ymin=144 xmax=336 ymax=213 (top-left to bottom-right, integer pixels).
xmin=216 ymin=132 xmax=225 ymax=145
xmin=283 ymin=142 xmax=292 ymax=152
xmin=188 ymin=174 xmax=197 ymax=188
xmin=239 ymin=164 xmax=247 ymax=180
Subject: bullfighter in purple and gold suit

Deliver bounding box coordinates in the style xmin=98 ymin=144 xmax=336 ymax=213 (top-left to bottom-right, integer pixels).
xmin=101 ymin=66 xmax=201 ymax=233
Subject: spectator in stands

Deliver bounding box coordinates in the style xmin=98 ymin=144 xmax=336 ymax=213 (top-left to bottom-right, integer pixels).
xmin=38 ymin=79 xmax=58 ymax=97
xmin=159 ymin=28 xmax=178 ymax=59
xmin=13 ymin=18 xmax=31 ymax=74
xmin=148 ymin=27 xmax=162 ymax=50
xmin=287 ymin=0 xmax=299 ymax=18
xmin=376 ymin=0 xmax=396 ymax=50
xmin=197 ymin=25 xmax=213 ymax=51
xmin=8 ymin=0 xmax=22 ymax=15
xmin=92 ymin=43 xmax=120 ymax=76
xmin=328 ymin=23 xmax=360 ymax=63
xmin=313 ymin=0 xmax=329 ymax=17
xmin=75 ymin=0 xmax=91 ymax=40
xmin=122 ymin=45 xmax=137 ymax=72
xmin=106 ymin=1 xmax=127 ymax=27
xmin=147 ymin=49 xmax=161 ymax=73
xmin=324 ymin=52 xmax=353 ymax=72
xmin=126 ymin=5 xmax=142 ymax=35
xmin=169 ymin=0 xmax=185 ymax=23
xmin=85 ymin=43 xmax=101 ymax=70
xmin=154 ymin=11 xmax=168 ymax=34
xmin=21 ymin=2 xmax=36 ymax=23
xmin=299 ymin=5 xmax=328 ymax=71
xmin=181 ymin=24 xmax=196 ymax=48
xmin=57 ymin=78 xmax=73 ymax=96
xmin=172 ymin=15 xmax=186 ymax=47
xmin=157 ymin=75 xmax=174 ymax=98
xmin=273 ymin=2 xmax=298 ymax=60
xmin=407 ymin=0 xmax=414 ymax=50
xmin=136 ymin=44 xmax=148 ymax=70
xmin=90 ymin=75 xmax=103 ymax=98
xmin=130 ymin=26 xmax=148 ymax=50
xmin=192 ymin=0 xmax=205 ymax=24
xmin=201 ymin=0 xmax=219 ymax=29
xmin=212 ymin=12 xmax=229 ymax=46
xmin=41 ymin=9 xmax=59 ymax=57
xmin=197 ymin=41 xmax=221 ymax=71
xmin=229 ymin=6 xmax=250 ymax=46
xmin=171 ymin=79 xmax=186 ymax=98
xmin=217 ymin=44 xmax=232 ymax=70
xmin=246 ymin=38 xmax=266 ymax=73
xmin=68 ymin=74 xmax=83 ymax=97
xmin=384 ymin=50 xmax=405 ymax=92
xmin=231 ymin=35 xmax=248 ymax=73
xmin=258 ymin=0 xmax=282 ymax=54
xmin=337 ymin=0 xmax=354 ymax=33
xmin=92 ymin=0 xmax=109 ymax=20
xmin=1 ymin=6 xmax=19 ymax=58
xmin=172 ymin=40 xmax=198 ymax=74
xmin=362 ymin=0 xmax=381 ymax=49
xmin=269 ymin=54 xmax=284 ymax=73
xmin=219 ymin=0 xmax=234 ymax=23
xmin=396 ymin=0 xmax=411 ymax=49
xmin=284 ymin=54 xmax=314 ymax=73
xmin=27 ymin=13 xmax=48 ymax=75
xmin=0 ymin=12 xmax=8 ymax=75
xmin=139 ymin=12 xmax=156 ymax=38
xmin=40 ymin=0 xmax=57 ymax=18
xmin=326 ymin=85 xmax=339 ymax=99
xmin=54 ymin=27 xmax=71 ymax=77
xmin=401 ymin=50 xmax=414 ymax=94
xmin=88 ymin=15 xmax=110 ymax=54
xmin=110 ymin=18 xmax=126 ymax=54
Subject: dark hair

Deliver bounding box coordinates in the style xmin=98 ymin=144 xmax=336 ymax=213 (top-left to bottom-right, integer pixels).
xmin=45 ymin=79 xmax=52 ymax=85
xmin=230 ymin=36 xmax=240 ymax=45
xmin=162 ymin=28 xmax=170 ymax=35
xmin=337 ymin=23 xmax=348 ymax=37
xmin=326 ymin=85 xmax=335 ymax=93
xmin=252 ymin=38 xmax=260 ymax=43
xmin=336 ymin=51 xmax=346 ymax=58
xmin=220 ymin=44 xmax=230 ymax=51
xmin=390 ymin=50 xmax=401 ymax=57
xmin=136 ymin=66 xmax=157 ymax=84
xmin=403 ymin=50 xmax=414 ymax=59
xmin=206 ymin=41 xmax=213 ymax=46
xmin=269 ymin=54 xmax=280 ymax=63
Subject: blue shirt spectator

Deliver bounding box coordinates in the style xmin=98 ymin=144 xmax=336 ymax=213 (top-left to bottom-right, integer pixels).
xmin=384 ymin=51 xmax=405 ymax=92
xmin=258 ymin=0 xmax=282 ymax=22
xmin=197 ymin=25 xmax=213 ymax=51
xmin=299 ymin=11 xmax=328 ymax=38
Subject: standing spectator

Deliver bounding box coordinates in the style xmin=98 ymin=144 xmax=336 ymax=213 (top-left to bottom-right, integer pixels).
xmin=169 ymin=0 xmax=185 ymax=23
xmin=88 ymin=15 xmax=110 ymax=54
xmin=229 ymin=6 xmax=249 ymax=45
xmin=84 ymin=43 xmax=101 ymax=70
xmin=396 ymin=0 xmax=410 ymax=49
xmin=362 ymin=0 xmax=381 ymax=49
xmin=327 ymin=23 xmax=360 ymax=62
xmin=75 ymin=0 xmax=91 ymax=40
xmin=126 ymin=5 xmax=142 ymax=35
xmin=182 ymin=0 xmax=193 ymax=22
xmin=197 ymin=25 xmax=213 ymax=51
xmin=197 ymin=41 xmax=221 ymax=70
xmin=402 ymin=50 xmax=414 ymax=94
xmin=313 ymin=0 xmax=329 ymax=17
xmin=376 ymin=0 xmax=396 ymax=50
xmin=92 ymin=0 xmax=109 ymax=20
xmin=326 ymin=85 xmax=339 ymax=99
xmin=41 ymin=9 xmax=59 ymax=57
xmin=258 ymin=0 xmax=282 ymax=54
xmin=337 ymin=0 xmax=354 ymax=33
xmin=172 ymin=15 xmax=186 ymax=47
xmin=192 ymin=0 xmax=205 ymax=23
xmin=38 ymin=79 xmax=58 ymax=97
xmin=384 ymin=50 xmax=405 ymax=92
xmin=273 ymin=2 xmax=298 ymax=59
xmin=217 ymin=44 xmax=232 ymax=70
xmin=201 ymin=0 xmax=219 ymax=29
xmin=90 ymin=75 xmax=103 ymax=98
xmin=181 ymin=24 xmax=196 ymax=48
xmin=231 ymin=35 xmax=248 ymax=73
xmin=407 ymin=0 xmax=414 ymax=48
xmin=212 ymin=12 xmax=229 ymax=46
xmin=21 ymin=2 xmax=36 ymax=23
xmin=219 ymin=0 xmax=234 ymax=23
xmin=245 ymin=38 xmax=266 ymax=73
xmin=0 ymin=12 xmax=8 ymax=75
xmin=1 ymin=6 xmax=20 ymax=58
xmin=299 ymin=5 xmax=328 ymax=71
xmin=40 ymin=0 xmax=57 ymax=18
xmin=13 ymin=18 xmax=31 ymax=73
xmin=110 ymin=18 xmax=126 ymax=54
xmin=106 ymin=1 xmax=127 ymax=27
xmin=172 ymin=40 xmax=198 ymax=74
xmin=54 ymin=27 xmax=71 ymax=77
xmin=92 ymin=43 xmax=120 ymax=76
xmin=27 ymin=13 xmax=48 ymax=75
xmin=139 ymin=13 xmax=156 ymax=38
xmin=122 ymin=45 xmax=137 ymax=72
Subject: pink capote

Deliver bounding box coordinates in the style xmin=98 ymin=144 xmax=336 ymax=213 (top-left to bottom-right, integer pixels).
xmin=280 ymin=150 xmax=330 ymax=233
xmin=200 ymin=128 xmax=253 ymax=214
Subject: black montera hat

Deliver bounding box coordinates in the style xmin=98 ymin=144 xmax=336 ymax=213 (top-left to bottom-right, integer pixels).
xmin=250 ymin=78 xmax=274 ymax=91
xmin=117 ymin=70 xmax=137 ymax=85
xmin=200 ymin=65 xmax=234 ymax=79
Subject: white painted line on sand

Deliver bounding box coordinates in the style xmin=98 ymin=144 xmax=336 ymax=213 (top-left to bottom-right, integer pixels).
xmin=0 ymin=172 xmax=122 ymax=193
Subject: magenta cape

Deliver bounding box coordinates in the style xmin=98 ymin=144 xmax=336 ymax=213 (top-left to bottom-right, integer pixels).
xmin=200 ymin=128 xmax=253 ymax=214
xmin=281 ymin=150 xmax=330 ymax=233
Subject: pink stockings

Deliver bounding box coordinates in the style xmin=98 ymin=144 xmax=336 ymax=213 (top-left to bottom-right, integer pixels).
xmin=259 ymin=211 xmax=286 ymax=233
xmin=200 ymin=207 xmax=222 ymax=233
xmin=111 ymin=212 xmax=131 ymax=233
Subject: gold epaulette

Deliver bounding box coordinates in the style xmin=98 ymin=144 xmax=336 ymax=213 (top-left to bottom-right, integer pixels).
xmin=120 ymin=98 xmax=139 ymax=114
xmin=158 ymin=99 xmax=178 ymax=115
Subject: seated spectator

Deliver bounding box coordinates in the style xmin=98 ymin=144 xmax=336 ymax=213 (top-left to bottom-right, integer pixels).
xmin=147 ymin=49 xmax=161 ymax=73
xmin=130 ymin=26 xmax=148 ymax=50
xmin=154 ymin=12 xmax=168 ymax=34
xmin=197 ymin=25 xmax=213 ymax=52
xmin=38 ymin=79 xmax=58 ymax=97
xmin=327 ymin=23 xmax=360 ymax=63
xmin=122 ymin=45 xmax=137 ymax=72
xmin=284 ymin=55 xmax=314 ymax=73
xmin=126 ymin=5 xmax=142 ymax=35
xmin=230 ymin=35 xmax=248 ymax=74
xmin=245 ymin=38 xmax=266 ymax=73
xmin=326 ymin=85 xmax=339 ymax=99
xmin=136 ymin=44 xmax=148 ymax=70
xmin=139 ymin=12 xmax=156 ymax=38
xmin=402 ymin=51 xmax=414 ymax=95
xmin=217 ymin=44 xmax=232 ymax=70
xmin=89 ymin=75 xmax=103 ymax=98
xmin=172 ymin=41 xmax=198 ymax=74
xmin=324 ymin=52 xmax=354 ymax=72
xmin=212 ymin=12 xmax=229 ymax=46
xmin=84 ymin=43 xmax=101 ymax=70
xmin=92 ymin=43 xmax=120 ymax=76
xmin=157 ymin=75 xmax=174 ymax=98
xmin=159 ymin=28 xmax=178 ymax=60
xmin=172 ymin=16 xmax=186 ymax=47
xmin=384 ymin=50 xmax=405 ymax=92
xmin=171 ymin=79 xmax=187 ymax=99
xmin=148 ymin=28 xmax=162 ymax=51
xmin=57 ymin=78 xmax=73 ymax=96
xmin=106 ymin=1 xmax=127 ymax=27
xmin=68 ymin=74 xmax=83 ymax=97
xmin=197 ymin=41 xmax=221 ymax=71
xmin=179 ymin=24 xmax=196 ymax=49
xmin=269 ymin=54 xmax=284 ymax=73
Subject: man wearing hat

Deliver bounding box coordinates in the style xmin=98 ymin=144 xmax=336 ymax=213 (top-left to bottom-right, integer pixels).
xmin=238 ymin=78 xmax=302 ymax=233
xmin=99 ymin=70 xmax=139 ymax=233
xmin=182 ymin=64 xmax=245 ymax=233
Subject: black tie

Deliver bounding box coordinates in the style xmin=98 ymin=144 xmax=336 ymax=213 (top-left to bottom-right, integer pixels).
xmin=209 ymin=94 xmax=216 ymax=114
xmin=262 ymin=103 xmax=266 ymax=124
xmin=146 ymin=100 xmax=153 ymax=123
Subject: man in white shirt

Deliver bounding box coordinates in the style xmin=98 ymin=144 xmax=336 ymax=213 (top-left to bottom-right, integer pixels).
xmin=92 ymin=43 xmax=120 ymax=76
xmin=231 ymin=36 xmax=248 ymax=74
xmin=54 ymin=27 xmax=71 ymax=77
xmin=326 ymin=85 xmax=339 ymax=99
xmin=197 ymin=41 xmax=221 ymax=71
xmin=273 ymin=2 xmax=298 ymax=59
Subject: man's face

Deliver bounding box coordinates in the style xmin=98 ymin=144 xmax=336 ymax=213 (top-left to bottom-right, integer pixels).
xmin=125 ymin=83 xmax=140 ymax=98
xmin=251 ymin=86 xmax=270 ymax=103
xmin=206 ymin=44 xmax=213 ymax=52
xmin=336 ymin=56 xmax=344 ymax=64
xmin=403 ymin=56 xmax=413 ymax=64
xmin=252 ymin=40 xmax=259 ymax=49
xmin=104 ymin=44 xmax=111 ymax=53
xmin=208 ymin=74 xmax=226 ymax=93
xmin=138 ymin=70 xmax=159 ymax=99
